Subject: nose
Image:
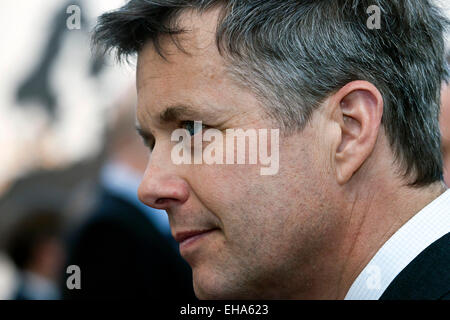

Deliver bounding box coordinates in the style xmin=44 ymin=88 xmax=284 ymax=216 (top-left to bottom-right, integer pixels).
xmin=138 ymin=162 xmax=190 ymax=211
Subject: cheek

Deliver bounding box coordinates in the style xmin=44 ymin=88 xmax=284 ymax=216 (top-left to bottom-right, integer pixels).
xmin=183 ymin=132 xmax=329 ymax=247
xmin=441 ymin=86 xmax=450 ymax=141
xmin=185 ymin=163 xmax=277 ymax=244
xmin=188 ymin=163 xmax=261 ymax=220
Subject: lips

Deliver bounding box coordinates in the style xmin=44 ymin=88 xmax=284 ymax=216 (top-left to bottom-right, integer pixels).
xmin=174 ymin=229 xmax=216 ymax=244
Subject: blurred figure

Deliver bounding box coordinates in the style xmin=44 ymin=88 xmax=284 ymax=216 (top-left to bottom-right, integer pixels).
xmin=440 ymin=53 xmax=450 ymax=185
xmin=0 ymin=252 xmax=18 ymax=299
xmin=5 ymin=209 xmax=65 ymax=300
xmin=63 ymin=89 xmax=195 ymax=300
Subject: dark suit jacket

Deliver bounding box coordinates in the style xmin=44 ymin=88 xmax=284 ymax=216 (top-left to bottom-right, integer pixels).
xmin=63 ymin=188 xmax=196 ymax=300
xmin=380 ymin=232 xmax=450 ymax=300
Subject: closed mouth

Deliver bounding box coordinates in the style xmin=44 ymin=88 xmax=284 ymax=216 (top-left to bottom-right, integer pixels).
xmin=174 ymin=229 xmax=217 ymax=244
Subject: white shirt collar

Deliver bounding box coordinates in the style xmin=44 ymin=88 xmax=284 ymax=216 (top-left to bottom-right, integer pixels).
xmin=345 ymin=188 xmax=450 ymax=300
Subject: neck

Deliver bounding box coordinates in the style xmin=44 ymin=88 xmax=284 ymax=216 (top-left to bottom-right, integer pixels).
xmin=336 ymin=179 xmax=446 ymax=299
xmin=294 ymin=178 xmax=446 ymax=300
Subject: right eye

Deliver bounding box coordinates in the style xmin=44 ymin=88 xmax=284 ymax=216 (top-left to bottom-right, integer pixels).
xmin=146 ymin=138 xmax=156 ymax=151
xmin=136 ymin=126 xmax=156 ymax=151
xmin=181 ymin=120 xmax=206 ymax=137
xmin=138 ymin=133 xmax=155 ymax=151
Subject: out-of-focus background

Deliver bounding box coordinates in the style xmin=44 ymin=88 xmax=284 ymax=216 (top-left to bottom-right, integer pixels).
xmin=0 ymin=0 xmax=194 ymax=300
xmin=0 ymin=0 xmax=449 ymax=300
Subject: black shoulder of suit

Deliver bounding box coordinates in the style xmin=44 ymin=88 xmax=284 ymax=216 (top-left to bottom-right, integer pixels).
xmin=63 ymin=187 xmax=196 ymax=300
xmin=380 ymin=232 xmax=450 ymax=300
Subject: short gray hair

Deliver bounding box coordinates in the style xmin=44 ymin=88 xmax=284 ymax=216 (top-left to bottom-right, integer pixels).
xmin=93 ymin=0 xmax=449 ymax=186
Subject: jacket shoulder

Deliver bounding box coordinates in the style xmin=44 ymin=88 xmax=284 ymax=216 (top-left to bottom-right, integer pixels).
xmin=380 ymin=232 xmax=450 ymax=300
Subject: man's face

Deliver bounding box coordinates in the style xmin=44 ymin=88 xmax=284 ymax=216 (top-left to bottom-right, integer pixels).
xmin=137 ymin=9 xmax=338 ymax=299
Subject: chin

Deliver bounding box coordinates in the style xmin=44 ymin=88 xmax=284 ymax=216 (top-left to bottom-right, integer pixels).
xmin=193 ymin=272 xmax=225 ymax=300
xmin=194 ymin=285 xmax=248 ymax=300
xmin=192 ymin=265 xmax=257 ymax=300
xmin=192 ymin=266 xmax=237 ymax=300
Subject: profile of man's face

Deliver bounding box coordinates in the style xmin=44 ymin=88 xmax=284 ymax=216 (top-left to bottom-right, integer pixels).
xmin=136 ymin=9 xmax=341 ymax=299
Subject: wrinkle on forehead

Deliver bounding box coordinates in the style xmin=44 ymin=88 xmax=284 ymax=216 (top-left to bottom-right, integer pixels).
xmin=135 ymin=10 xmax=228 ymax=121
xmin=136 ymin=6 xmax=224 ymax=84
xmin=135 ymin=7 xmax=269 ymax=132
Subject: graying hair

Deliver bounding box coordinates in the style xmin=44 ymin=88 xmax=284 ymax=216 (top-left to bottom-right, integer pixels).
xmin=93 ymin=0 xmax=450 ymax=186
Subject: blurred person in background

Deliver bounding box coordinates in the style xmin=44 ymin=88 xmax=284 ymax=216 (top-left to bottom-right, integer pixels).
xmin=5 ymin=209 xmax=65 ymax=300
xmin=441 ymin=53 xmax=450 ymax=185
xmin=63 ymin=88 xmax=195 ymax=300
xmin=0 ymin=252 xmax=18 ymax=300
xmin=0 ymin=0 xmax=146 ymax=300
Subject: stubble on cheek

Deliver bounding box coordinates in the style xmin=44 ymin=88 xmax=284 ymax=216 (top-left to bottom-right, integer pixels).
xmin=188 ymin=166 xmax=275 ymax=296
xmin=188 ymin=135 xmax=327 ymax=297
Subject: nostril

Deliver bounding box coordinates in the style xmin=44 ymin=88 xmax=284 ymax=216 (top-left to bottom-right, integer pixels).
xmin=155 ymin=198 xmax=174 ymax=205
xmin=138 ymin=177 xmax=189 ymax=209
xmin=155 ymin=198 xmax=165 ymax=205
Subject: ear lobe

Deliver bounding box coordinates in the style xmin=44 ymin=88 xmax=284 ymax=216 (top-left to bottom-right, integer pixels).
xmin=333 ymin=82 xmax=383 ymax=185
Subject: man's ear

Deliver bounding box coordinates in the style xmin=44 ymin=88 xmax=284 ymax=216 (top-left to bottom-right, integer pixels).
xmin=329 ymin=81 xmax=384 ymax=185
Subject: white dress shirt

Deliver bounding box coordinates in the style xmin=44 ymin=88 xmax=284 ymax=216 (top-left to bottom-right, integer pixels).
xmin=345 ymin=188 xmax=450 ymax=300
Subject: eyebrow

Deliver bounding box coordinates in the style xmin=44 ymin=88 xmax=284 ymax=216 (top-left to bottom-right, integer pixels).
xmin=136 ymin=103 xmax=222 ymax=143
xmin=159 ymin=104 xmax=211 ymax=123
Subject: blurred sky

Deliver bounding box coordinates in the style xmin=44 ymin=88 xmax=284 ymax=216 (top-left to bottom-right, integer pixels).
xmin=0 ymin=0 xmax=135 ymax=196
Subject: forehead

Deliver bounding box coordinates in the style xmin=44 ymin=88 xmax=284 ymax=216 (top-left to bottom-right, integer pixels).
xmin=135 ymin=8 xmax=267 ymax=128
xmin=136 ymin=9 xmax=226 ymax=113
xmin=136 ymin=9 xmax=224 ymax=85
